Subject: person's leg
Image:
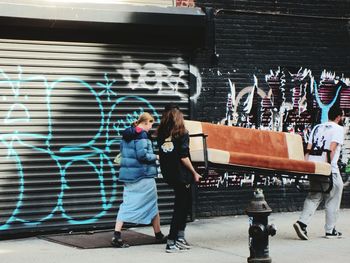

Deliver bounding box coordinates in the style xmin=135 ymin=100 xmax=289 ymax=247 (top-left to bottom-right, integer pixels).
xmin=299 ymin=188 xmax=323 ymax=225
xmin=298 ymin=181 xmax=323 ymax=226
xmin=111 ymin=220 xmax=129 ymax=248
xmin=294 ymin=187 xmax=323 ymax=240
xmin=168 ymin=185 xmax=185 ymax=241
xmin=177 ymin=185 xmax=191 ymax=237
xmin=152 ymin=213 xmax=161 ymax=233
xmin=324 ymin=172 xmax=344 ymax=234
xmin=114 ymin=221 xmax=123 ymax=232
xmin=151 ymin=213 xmax=166 ymax=241
xmin=175 ymin=184 xmax=192 ymax=249
xmin=166 ymin=184 xmax=189 ymax=252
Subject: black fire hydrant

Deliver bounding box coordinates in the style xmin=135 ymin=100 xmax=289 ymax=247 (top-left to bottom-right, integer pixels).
xmin=246 ymin=189 xmax=277 ymax=263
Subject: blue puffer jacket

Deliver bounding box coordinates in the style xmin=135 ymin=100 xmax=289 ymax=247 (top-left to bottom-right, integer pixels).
xmin=118 ymin=126 xmax=157 ymax=183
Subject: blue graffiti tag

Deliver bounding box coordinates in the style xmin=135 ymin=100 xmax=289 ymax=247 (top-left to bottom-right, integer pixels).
xmin=0 ymin=68 xmax=159 ymax=230
xmin=314 ymin=80 xmax=342 ymax=123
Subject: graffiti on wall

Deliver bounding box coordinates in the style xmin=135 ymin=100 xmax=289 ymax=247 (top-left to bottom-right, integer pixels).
xmin=199 ymin=68 xmax=350 ymax=189
xmin=198 ymin=169 xmax=299 ymax=189
xmin=0 ymin=60 xmax=195 ymax=231
xmin=221 ymin=68 xmax=349 ymax=132
xmin=116 ymin=61 xmax=192 ymax=101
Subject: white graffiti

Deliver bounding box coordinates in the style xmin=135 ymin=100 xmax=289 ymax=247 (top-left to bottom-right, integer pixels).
xmin=320 ymin=70 xmax=350 ymax=86
xmin=189 ymin=65 xmax=202 ymax=102
xmin=221 ymin=79 xmax=238 ymax=126
xmin=216 ymin=172 xmax=229 ymax=188
xmin=116 ymin=61 xmax=202 ymax=102
xmin=199 ymin=172 xmax=298 ymax=189
xmin=243 ymin=75 xmax=258 ymax=114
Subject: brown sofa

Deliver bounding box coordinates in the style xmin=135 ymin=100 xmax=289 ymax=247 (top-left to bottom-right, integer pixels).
xmin=184 ymin=120 xmax=331 ymax=177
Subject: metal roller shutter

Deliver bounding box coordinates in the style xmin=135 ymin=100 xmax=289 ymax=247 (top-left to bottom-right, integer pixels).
xmin=0 ymin=38 xmax=190 ymax=236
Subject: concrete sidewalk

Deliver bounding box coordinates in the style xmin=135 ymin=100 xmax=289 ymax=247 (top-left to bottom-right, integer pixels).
xmin=1 ymin=209 xmax=349 ymax=263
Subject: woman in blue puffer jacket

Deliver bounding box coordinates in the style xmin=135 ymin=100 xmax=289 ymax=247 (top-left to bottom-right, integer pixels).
xmin=111 ymin=112 xmax=166 ymax=248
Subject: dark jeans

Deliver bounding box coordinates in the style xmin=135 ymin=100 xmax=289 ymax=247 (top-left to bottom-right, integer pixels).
xmin=168 ymin=183 xmax=192 ymax=241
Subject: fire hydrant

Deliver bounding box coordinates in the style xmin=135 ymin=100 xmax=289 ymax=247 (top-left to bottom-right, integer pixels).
xmin=246 ymin=189 xmax=277 ymax=263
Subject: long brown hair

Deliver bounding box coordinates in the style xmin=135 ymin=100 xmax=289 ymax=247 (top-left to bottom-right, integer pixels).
xmin=157 ymin=108 xmax=187 ymax=139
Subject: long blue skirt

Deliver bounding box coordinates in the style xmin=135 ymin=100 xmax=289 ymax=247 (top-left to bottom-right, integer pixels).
xmin=117 ymin=178 xmax=158 ymax=224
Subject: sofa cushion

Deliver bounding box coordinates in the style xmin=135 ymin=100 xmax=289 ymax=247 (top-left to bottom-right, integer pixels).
xmin=185 ymin=120 xmax=332 ymax=176
xmin=201 ymin=122 xmax=289 ymax=158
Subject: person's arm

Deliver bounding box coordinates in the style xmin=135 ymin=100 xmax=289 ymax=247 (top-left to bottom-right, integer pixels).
xmin=181 ymin=157 xmax=201 ymax=182
xmin=329 ymin=141 xmax=339 ymax=163
xmin=179 ymin=133 xmax=201 ymax=182
xmin=328 ymin=126 xmax=344 ymax=163
xmin=135 ymin=138 xmax=157 ymax=162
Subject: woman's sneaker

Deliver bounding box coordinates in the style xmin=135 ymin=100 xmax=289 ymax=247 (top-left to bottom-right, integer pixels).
xmin=325 ymin=229 xmax=342 ymax=239
xmin=176 ymin=238 xmax=191 ymax=249
xmin=165 ymin=243 xmax=183 ymax=253
xmin=111 ymin=237 xmax=129 ymax=248
xmin=293 ymin=221 xmax=308 ymax=240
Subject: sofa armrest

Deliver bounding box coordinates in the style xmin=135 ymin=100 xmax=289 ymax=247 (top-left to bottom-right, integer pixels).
xmin=189 ymin=133 xmax=208 ymax=176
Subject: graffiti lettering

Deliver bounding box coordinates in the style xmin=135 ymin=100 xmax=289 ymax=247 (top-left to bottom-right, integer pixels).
xmin=116 ymin=61 xmax=193 ymax=101
xmin=0 ymin=67 xmax=160 ymax=230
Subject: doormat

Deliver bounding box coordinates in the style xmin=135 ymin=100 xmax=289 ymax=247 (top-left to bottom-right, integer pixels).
xmin=39 ymin=230 xmax=159 ymax=249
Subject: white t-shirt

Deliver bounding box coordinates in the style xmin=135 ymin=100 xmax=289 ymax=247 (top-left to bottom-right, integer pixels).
xmin=308 ymin=121 xmax=344 ymax=173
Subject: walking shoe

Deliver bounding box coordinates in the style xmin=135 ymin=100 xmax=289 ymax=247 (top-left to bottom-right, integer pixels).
xmin=325 ymin=229 xmax=342 ymax=239
xmin=111 ymin=237 xmax=129 ymax=248
xmin=176 ymin=238 xmax=191 ymax=249
xmin=165 ymin=243 xmax=184 ymax=253
xmin=293 ymin=221 xmax=308 ymax=240
xmin=155 ymin=234 xmax=168 ymax=244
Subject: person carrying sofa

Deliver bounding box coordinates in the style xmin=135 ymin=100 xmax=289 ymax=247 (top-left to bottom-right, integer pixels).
xmin=293 ymin=106 xmax=345 ymax=240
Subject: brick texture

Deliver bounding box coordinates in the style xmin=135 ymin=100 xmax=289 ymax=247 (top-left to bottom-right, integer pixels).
xmin=192 ymin=0 xmax=350 ymax=217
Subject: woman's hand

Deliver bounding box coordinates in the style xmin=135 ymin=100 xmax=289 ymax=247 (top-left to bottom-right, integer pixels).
xmin=193 ymin=172 xmax=202 ymax=183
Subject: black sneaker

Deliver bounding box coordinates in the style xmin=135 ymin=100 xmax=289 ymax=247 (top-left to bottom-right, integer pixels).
xmin=293 ymin=221 xmax=308 ymax=240
xmin=165 ymin=243 xmax=182 ymax=253
xmin=176 ymin=238 xmax=191 ymax=249
xmin=325 ymin=229 xmax=342 ymax=239
xmin=155 ymin=234 xmax=168 ymax=244
xmin=111 ymin=237 xmax=130 ymax=248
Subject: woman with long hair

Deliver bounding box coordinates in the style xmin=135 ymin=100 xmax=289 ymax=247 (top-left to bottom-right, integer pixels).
xmin=157 ymin=105 xmax=201 ymax=253
xmin=111 ymin=112 xmax=166 ymax=248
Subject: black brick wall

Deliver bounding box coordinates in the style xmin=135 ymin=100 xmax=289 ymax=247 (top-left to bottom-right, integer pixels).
xmin=196 ymin=187 xmax=307 ymax=217
xmin=196 ymin=0 xmax=350 ymax=17
xmin=196 ymin=184 xmax=350 ymax=218
xmin=193 ymin=1 xmax=350 ymax=123
xmin=192 ymin=0 xmax=350 ymax=217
